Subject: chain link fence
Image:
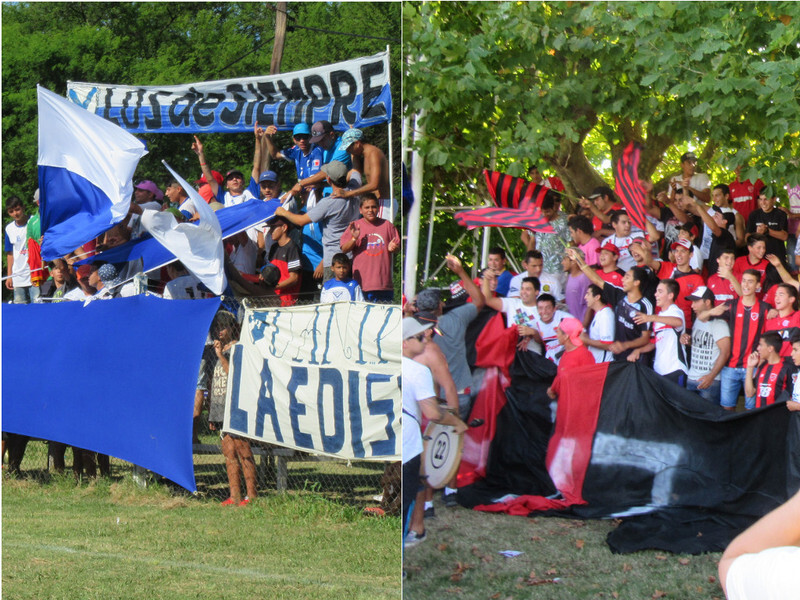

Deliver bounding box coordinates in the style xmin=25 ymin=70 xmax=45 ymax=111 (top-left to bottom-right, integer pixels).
xmin=4 ymin=291 xmax=401 ymax=514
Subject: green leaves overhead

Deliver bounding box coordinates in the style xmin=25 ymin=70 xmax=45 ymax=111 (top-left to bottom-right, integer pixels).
xmin=405 ymin=1 xmax=800 ymax=194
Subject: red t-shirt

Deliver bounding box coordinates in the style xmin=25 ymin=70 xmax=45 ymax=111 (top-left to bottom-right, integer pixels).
xmin=733 ymin=255 xmax=769 ymax=298
xmin=729 ymin=179 xmax=765 ymax=223
xmin=707 ymin=274 xmax=738 ymax=306
xmin=550 ymin=345 xmax=595 ymax=396
xmin=595 ymin=267 xmax=624 ymax=287
xmin=764 ymin=311 xmax=800 ymax=356
xmin=340 ymin=217 xmax=399 ymax=292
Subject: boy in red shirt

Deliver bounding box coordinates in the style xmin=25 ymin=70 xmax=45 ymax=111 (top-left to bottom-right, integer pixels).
xmin=745 ymin=331 xmax=795 ymax=409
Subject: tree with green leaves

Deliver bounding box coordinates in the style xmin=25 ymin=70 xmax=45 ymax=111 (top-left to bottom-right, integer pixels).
xmin=2 ymin=2 xmax=400 ymax=209
xmin=404 ymin=1 xmax=800 ymax=282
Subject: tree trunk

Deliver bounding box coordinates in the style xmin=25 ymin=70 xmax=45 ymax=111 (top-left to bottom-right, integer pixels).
xmin=549 ymin=136 xmax=608 ymax=207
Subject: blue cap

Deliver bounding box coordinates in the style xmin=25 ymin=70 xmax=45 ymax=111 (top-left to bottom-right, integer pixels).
xmin=341 ymin=128 xmax=363 ymax=150
xmin=292 ymin=123 xmax=311 ymax=136
xmin=258 ymin=170 xmax=278 ymax=183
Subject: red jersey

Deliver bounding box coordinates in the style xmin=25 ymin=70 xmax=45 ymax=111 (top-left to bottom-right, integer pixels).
xmin=728 ymin=298 xmax=770 ymax=368
xmin=729 ymin=179 xmax=765 ymax=223
xmin=595 ymin=266 xmax=624 ymax=287
xmin=732 ymin=255 xmax=769 ymax=298
xmin=764 ymin=311 xmax=800 ymax=356
xmin=591 ymin=204 xmax=623 ymax=234
xmin=752 ymin=360 xmax=794 ymax=408
xmin=707 ymin=274 xmax=738 ymax=306
xmin=656 ymin=262 xmax=705 ymax=328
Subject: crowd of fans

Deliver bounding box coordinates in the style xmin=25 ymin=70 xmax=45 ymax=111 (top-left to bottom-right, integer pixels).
xmin=402 ymin=153 xmax=800 ymax=550
xmin=3 ymin=121 xmax=399 ymax=499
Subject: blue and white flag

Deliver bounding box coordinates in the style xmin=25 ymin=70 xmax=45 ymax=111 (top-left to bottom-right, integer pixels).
xmin=138 ymin=161 xmax=227 ymax=295
xmin=38 ymin=85 xmax=147 ymax=260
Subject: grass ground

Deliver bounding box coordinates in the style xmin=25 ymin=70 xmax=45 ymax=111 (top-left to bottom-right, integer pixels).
xmin=403 ymin=494 xmax=726 ymax=600
xmin=2 ymin=475 xmax=401 ymax=600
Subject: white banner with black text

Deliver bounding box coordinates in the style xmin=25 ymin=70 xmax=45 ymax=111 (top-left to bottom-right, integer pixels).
xmin=224 ymin=301 xmax=400 ymax=461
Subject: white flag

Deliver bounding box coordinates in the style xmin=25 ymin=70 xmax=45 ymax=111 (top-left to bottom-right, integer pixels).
xmin=139 ymin=161 xmax=227 ymax=295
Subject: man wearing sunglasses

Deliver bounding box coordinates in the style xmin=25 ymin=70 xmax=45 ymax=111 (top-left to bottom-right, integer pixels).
xmin=287 ymin=120 xmax=352 ymax=199
xmin=264 ymin=123 xmax=324 ymax=185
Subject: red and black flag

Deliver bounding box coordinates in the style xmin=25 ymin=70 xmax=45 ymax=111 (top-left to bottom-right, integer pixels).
xmin=614 ymin=142 xmax=649 ymax=234
xmin=483 ymin=169 xmax=549 ymax=209
xmin=454 ymin=311 xmax=799 ymax=553
xmin=453 ymin=204 xmax=555 ymax=233
xmin=454 ymin=169 xmax=555 ymax=233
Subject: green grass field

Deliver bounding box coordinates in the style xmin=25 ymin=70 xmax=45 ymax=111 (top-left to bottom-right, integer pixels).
xmin=404 ymin=494 xmax=726 ymax=600
xmin=3 ymin=476 xmax=401 ymax=600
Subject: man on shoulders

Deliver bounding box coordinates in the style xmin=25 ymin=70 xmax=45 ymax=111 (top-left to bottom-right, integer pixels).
xmin=747 ymin=188 xmax=789 ymax=267
xmin=338 ymin=128 xmax=394 ymax=221
xmin=669 ymin=152 xmax=710 ymax=204
xmin=289 ymin=120 xmax=352 ymax=199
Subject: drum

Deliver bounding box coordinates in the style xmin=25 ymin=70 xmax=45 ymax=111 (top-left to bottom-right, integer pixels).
xmin=420 ymin=421 xmax=464 ymax=489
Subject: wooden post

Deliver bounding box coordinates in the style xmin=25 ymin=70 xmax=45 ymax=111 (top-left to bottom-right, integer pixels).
xmin=270 ymin=2 xmax=288 ymax=75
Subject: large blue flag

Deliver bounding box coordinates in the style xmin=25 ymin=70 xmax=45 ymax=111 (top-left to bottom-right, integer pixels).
xmin=2 ymin=296 xmax=220 ymax=492
xmin=38 ymin=85 xmax=147 ymax=260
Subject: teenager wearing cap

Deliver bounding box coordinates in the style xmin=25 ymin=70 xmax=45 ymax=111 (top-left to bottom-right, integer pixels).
xmin=264 ymin=122 xmax=324 ymax=182
xmin=656 ymin=237 xmax=706 ymax=327
xmin=668 ymin=151 xmax=710 ymax=204
xmin=578 ymin=185 xmax=622 ymax=240
xmin=288 ymin=120 xmax=352 ymax=199
xmin=681 ymin=286 xmax=731 ymax=403
xmin=191 ymin=135 xmax=259 ymax=208
xmin=274 ymin=160 xmax=360 ymax=282
xmin=402 ymin=317 xmax=468 ymax=548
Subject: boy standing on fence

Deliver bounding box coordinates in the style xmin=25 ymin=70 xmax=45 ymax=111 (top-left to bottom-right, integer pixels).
xmin=339 ymin=196 xmax=399 ymax=303
xmin=207 ymin=311 xmax=257 ymax=507
xmin=320 ymin=253 xmax=364 ymax=302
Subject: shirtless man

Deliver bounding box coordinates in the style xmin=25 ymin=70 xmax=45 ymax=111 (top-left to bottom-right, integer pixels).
xmin=336 ymin=128 xmax=394 ymax=220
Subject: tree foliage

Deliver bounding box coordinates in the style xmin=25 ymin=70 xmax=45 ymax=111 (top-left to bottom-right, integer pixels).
xmin=2 ymin=2 xmax=400 ymax=210
xmin=405 ymin=1 xmax=800 ymax=194
xmin=404 ymin=1 xmax=800 ymax=284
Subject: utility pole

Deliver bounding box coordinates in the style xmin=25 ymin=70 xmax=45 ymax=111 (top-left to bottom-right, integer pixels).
xmin=270 ymin=2 xmax=288 ymax=75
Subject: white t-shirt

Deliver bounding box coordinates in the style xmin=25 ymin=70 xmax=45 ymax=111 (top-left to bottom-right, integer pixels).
xmin=4 ymin=221 xmax=31 ymax=287
xmin=536 ymin=309 xmax=572 ymax=365
xmin=687 ymin=318 xmax=730 ymax=381
xmin=63 ymin=287 xmax=92 ymax=302
xmin=588 ymin=305 xmax=615 ymax=363
xmin=223 ymin=188 xmax=257 ymax=208
xmin=402 ymin=356 xmax=436 ymax=464
xmin=538 ymin=272 xmax=564 ymax=301
xmin=499 ymin=297 xmax=541 ymax=353
xmin=601 ymin=231 xmax=645 ymax=271
xmin=164 ymin=273 xmax=205 ymax=300
xmin=652 ymin=303 xmax=687 ymax=376
xmin=669 ymin=172 xmax=711 ymax=198
xmin=230 ymin=237 xmax=258 ymax=275
xmin=725 ymin=546 xmax=800 ymax=600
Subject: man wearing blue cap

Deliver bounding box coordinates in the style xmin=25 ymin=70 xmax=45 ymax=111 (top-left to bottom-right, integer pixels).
xmin=264 ymin=123 xmax=324 ymax=184
xmin=337 ymin=128 xmax=394 ymax=221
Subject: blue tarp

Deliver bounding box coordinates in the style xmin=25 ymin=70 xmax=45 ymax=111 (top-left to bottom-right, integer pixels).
xmin=2 ymin=295 xmax=221 ymax=491
xmin=78 ymin=199 xmax=279 ymax=272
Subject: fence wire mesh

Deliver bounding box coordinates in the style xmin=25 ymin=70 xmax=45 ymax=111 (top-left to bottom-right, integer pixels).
xmin=4 ymin=292 xmax=401 ymax=514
